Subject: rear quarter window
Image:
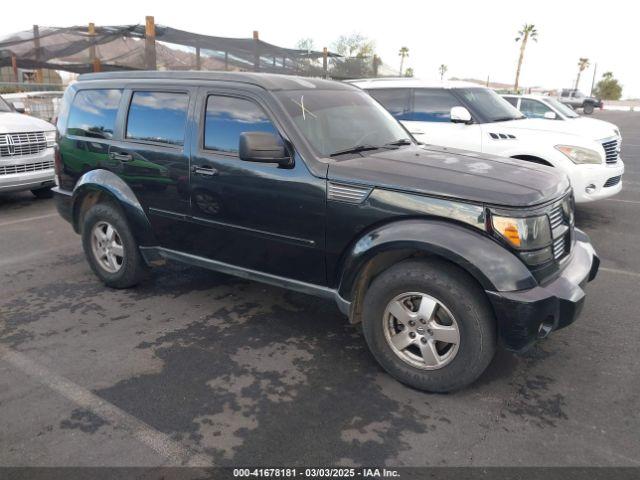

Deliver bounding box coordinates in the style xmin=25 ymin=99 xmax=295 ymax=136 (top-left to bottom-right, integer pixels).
xmin=66 ymin=89 xmax=122 ymax=139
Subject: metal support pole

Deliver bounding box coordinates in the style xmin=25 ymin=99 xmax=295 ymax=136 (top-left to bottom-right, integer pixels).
xmin=590 ymin=63 xmax=598 ymax=96
xmin=323 ymin=47 xmax=328 ymax=79
xmin=253 ymin=30 xmax=260 ymax=72
xmin=196 ymin=46 xmax=201 ymax=70
xmin=224 ymin=51 xmax=229 ymax=71
xmin=33 ymin=25 xmax=43 ymax=83
xmin=88 ymin=23 xmax=101 ymax=73
xmin=11 ymin=53 xmax=18 ymax=82
xmin=145 ymin=16 xmax=157 ymax=70
xmin=372 ymin=54 xmax=378 ymax=77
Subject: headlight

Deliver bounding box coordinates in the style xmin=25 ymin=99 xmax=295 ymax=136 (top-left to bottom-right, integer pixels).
xmin=491 ymin=214 xmax=551 ymax=250
xmin=555 ymin=145 xmax=602 ymax=164
xmin=45 ymin=130 xmax=56 ymax=147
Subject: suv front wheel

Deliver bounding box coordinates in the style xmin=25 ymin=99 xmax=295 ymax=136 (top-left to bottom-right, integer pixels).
xmin=362 ymin=259 xmax=496 ymax=392
xmin=81 ymin=203 xmax=147 ymax=288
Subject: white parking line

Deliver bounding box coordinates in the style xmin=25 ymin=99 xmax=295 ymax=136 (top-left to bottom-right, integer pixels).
xmin=600 ymin=267 xmax=640 ymax=279
xmin=0 ymin=213 xmax=59 ymax=227
xmin=0 ymin=345 xmax=214 ymax=467
xmin=603 ymin=198 xmax=640 ymax=205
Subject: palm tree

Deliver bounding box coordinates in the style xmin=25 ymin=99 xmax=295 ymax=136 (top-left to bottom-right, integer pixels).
xmin=514 ymin=24 xmax=538 ymax=93
xmin=398 ymin=47 xmax=409 ymax=76
xmin=575 ymin=57 xmax=590 ymax=90
xmin=439 ymin=64 xmax=448 ymax=81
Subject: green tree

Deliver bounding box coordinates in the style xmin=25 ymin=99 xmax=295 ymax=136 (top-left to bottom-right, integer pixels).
xmin=439 ymin=64 xmax=448 ymax=81
xmin=514 ymin=24 xmax=538 ymax=93
xmin=404 ymin=67 xmax=414 ymax=78
xmin=295 ymin=38 xmax=315 ymax=53
xmin=331 ymin=33 xmax=376 ymax=79
xmin=575 ymin=57 xmax=590 ymax=90
xmin=594 ymin=72 xmax=623 ymax=100
xmin=398 ymin=47 xmax=409 ymax=76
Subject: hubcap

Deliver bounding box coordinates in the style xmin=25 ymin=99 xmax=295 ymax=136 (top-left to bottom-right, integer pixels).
xmin=383 ymin=292 xmax=460 ymax=370
xmin=91 ymin=221 xmax=124 ymax=274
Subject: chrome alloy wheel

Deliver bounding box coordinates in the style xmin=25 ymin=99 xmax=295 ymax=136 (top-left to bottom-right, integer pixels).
xmin=383 ymin=292 xmax=460 ymax=370
xmin=91 ymin=221 xmax=124 ymax=273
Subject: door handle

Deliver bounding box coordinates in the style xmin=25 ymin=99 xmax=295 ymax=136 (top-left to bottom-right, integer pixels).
xmin=192 ymin=165 xmax=218 ymax=176
xmin=109 ymin=152 xmax=133 ymax=162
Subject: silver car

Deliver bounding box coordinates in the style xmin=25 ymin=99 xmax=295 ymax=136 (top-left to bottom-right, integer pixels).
xmin=0 ymin=95 xmax=56 ymax=198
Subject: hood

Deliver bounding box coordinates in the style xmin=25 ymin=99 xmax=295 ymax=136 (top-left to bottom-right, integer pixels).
xmin=494 ymin=117 xmax=618 ymax=141
xmin=328 ymin=145 xmax=570 ymax=208
xmin=0 ymin=112 xmax=55 ymax=134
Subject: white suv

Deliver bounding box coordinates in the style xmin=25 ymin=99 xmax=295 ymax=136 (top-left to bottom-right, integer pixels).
xmin=350 ymin=79 xmax=624 ymax=203
xmin=0 ymin=95 xmax=56 ymax=198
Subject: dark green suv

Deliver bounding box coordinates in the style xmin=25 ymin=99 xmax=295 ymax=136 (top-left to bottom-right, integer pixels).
xmin=53 ymin=71 xmax=599 ymax=392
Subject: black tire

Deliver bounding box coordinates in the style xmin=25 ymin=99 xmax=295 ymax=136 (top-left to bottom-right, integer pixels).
xmin=81 ymin=202 xmax=148 ymax=288
xmin=31 ymin=186 xmax=53 ymax=199
xmin=583 ymin=103 xmax=594 ymax=114
xmin=361 ymin=258 xmax=496 ymax=393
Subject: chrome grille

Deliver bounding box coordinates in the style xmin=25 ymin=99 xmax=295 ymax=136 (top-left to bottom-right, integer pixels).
xmin=327 ymin=182 xmax=371 ymax=204
xmin=604 ymin=175 xmax=621 ymax=188
xmin=0 ymin=160 xmax=54 ymax=176
xmin=0 ymin=131 xmax=47 ymax=158
xmin=552 ymin=236 xmax=566 ymax=260
xmin=602 ymin=139 xmax=619 ymax=164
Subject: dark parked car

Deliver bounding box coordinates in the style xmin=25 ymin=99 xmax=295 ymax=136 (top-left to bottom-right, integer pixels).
xmin=53 ymin=72 xmax=599 ymax=392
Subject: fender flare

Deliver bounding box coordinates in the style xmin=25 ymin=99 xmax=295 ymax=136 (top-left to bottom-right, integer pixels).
xmin=71 ymin=169 xmax=157 ymax=246
xmin=336 ymin=218 xmax=537 ymax=301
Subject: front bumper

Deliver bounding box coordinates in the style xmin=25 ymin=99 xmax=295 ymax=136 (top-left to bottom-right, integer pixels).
xmin=487 ymin=229 xmax=599 ymax=352
xmin=0 ymin=149 xmax=56 ymax=193
xmin=571 ymin=159 xmax=624 ymax=203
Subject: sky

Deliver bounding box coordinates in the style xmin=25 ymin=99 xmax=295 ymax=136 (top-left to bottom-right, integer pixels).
xmin=3 ymin=0 xmax=637 ymax=98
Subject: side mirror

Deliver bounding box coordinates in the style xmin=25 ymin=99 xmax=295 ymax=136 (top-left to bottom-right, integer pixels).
xmin=239 ymin=132 xmax=293 ymax=167
xmin=12 ymin=101 xmax=26 ymax=113
xmin=450 ymin=106 xmax=472 ymax=124
xmin=543 ymin=111 xmax=558 ymax=120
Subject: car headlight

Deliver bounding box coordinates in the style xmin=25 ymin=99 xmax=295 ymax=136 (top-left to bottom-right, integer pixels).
xmin=491 ymin=214 xmax=555 ymax=266
xmin=555 ymin=145 xmax=602 ymax=164
xmin=45 ymin=130 xmax=56 ymax=147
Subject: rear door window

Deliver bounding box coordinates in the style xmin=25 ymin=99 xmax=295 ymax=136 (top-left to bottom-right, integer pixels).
xmin=204 ymin=95 xmax=278 ymax=155
xmin=411 ymin=89 xmax=460 ymax=122
xmin=67 ymin=89 xmax=122 ymax=139
xmin=126 ymin=91 xmax=189 ymax=146
xmin=367 ymin=89 xmax=412 ymax=120
xmin=503 ymin=97 xmax=519 ymax=107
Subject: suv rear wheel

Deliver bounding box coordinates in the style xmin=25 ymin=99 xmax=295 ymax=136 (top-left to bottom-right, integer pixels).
xmin=583 ymin=103 xmax=594 ymax=114
xmin=361 ymin=259 xmax=496 ymax=392
xmin=81 ymin=203 xmax=147 ymax=288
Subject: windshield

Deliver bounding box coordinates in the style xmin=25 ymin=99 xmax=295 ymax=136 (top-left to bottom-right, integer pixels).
xmin=0 ymin=96 xmax=13 ymax=113
xmin=544 ymin=97 xmax=579 ymax=118
xmin=275 ymin=90 xmax=410 ymax=157
xmin=457 ymin=88 xmax=525 ymax=122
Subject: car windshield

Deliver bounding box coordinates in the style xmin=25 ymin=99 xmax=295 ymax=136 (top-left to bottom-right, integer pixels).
xmin=0 ymin=96 xmax=13 ymax=113
xmin=544 ymin=97 xmax=579 ymax=118
xmin=275 ymin=89 xmax=410 ymax=157
xmin=457 ymin=88 xmax=525 ymax=122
